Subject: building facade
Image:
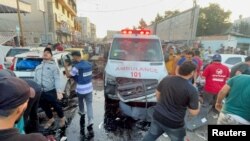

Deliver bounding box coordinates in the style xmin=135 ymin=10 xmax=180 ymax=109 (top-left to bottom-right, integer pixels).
xmin=90 ymin=23 xmax=96 ymax=42
xmin=0 ymin=0 xmax=81 ymax=46
xmin=77 ymin=17 xmax=97 ymax=42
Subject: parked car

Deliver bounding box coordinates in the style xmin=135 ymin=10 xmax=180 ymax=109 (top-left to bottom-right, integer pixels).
xmin=207 ymin=54 xmax=247 ymax=69
xmin=65 ymin=48 xmax=89 ymax=60
xmin=4 ymin=47 xmax=31 ymax=68
xmin=12 ymin=50 xmax=75 ymax=97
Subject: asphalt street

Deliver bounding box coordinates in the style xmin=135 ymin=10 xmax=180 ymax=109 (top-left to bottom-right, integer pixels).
xmin=65 ymin=80 xmax=217 ymax=141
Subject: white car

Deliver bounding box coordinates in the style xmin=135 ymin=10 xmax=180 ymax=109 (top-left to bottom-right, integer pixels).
xmin=208 ymin=54 xmax=247 ymax=69
xmin=12 ymin=50 xmax=74 ymax=96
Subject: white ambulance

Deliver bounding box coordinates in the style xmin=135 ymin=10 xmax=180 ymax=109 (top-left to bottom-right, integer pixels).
xmin=104 ymin=29 xmax=167 ymax=131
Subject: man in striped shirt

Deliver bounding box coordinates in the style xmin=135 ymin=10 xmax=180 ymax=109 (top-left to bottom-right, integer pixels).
xmin=64 ymin=51 xmax=94 ymax=140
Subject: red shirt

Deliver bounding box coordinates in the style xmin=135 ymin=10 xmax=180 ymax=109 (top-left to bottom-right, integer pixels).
xmin=0 ymin=64 xmax=3 ymax=70
xmin=194 ymin=56 xmax=203 ymax=76
xmin=202 ymin=62 xmax=229 ymax=94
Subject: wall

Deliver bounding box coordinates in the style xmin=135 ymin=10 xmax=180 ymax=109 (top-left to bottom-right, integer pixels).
xmin=0 ymin=46 xmax=11 ymax=64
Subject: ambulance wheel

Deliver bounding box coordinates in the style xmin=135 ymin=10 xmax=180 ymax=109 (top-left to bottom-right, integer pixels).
xmin=104 ymin=95 xmax=120 ymax=132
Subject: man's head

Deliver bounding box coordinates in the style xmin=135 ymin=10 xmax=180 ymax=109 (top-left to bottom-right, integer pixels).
xmin=43 ymin=48 xmax=53 ymax=60
xmin=178 ymin=61 xmax=197 ymax=79
xmin=0 ymin=77 xmax=35 ymax=124
xmin=245 ymin=56 xmax=250 ymax=65
xmin=212 ymin=54 xmax=222 ymax=62
xmin=194 ymin=50 xmax=200 ymax=57
xmin=185 ymin=50 xmax=194 ymax=61
xmin=71 ymin=51 xmax=82 ymax=62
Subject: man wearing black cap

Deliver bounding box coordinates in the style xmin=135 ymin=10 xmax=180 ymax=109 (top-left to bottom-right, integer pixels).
xmin=0 ymin=77 xmax=47 ymax=141
xmin=34 ymin=48 xmax=66 ymax=129
xmin=0 ymin=69 xmax=42 ymax=133
xmin=64 ymin=51 xmax=94 ymax=139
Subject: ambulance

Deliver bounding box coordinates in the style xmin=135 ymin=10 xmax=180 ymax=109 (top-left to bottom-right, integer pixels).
xmin=104 ymin=29 xmax=167 ymax=131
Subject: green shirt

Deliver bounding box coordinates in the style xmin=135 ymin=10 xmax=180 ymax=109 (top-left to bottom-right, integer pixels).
xmin=222 ymin=75 xmax=250 ymax=121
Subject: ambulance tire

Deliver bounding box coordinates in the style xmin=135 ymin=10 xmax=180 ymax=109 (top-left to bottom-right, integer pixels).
xmin=103 ymin=95 xmax=120 ymax=132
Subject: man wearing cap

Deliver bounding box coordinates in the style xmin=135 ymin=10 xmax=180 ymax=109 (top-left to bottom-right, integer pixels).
xmin=0 ymin=77 xmax=47 ymax=141
xmin=230 ymin=56 xmax=250 ymax=78
xmin=202 ymin=54 xmax=230 ymax=111
xmin=64 ymin=51 xmax=94 ymax=139
xmin=34 ymin=48 xmax=66 ymax=129
xmin=0 ymin=69 xmax=42 ymax=133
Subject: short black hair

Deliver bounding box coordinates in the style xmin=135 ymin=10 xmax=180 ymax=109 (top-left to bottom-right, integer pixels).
xmin=194 ymin=50 xmax=200 ymax=56
xmin=245 ymin=56 xmax=250 ymax=62
xmin=71 ymin=51 xmax=81 ymax=57
xmin=186 ymin=50 xmax=194 ymax=56
xmin=178 ymin=61 xmax=197 ymax=76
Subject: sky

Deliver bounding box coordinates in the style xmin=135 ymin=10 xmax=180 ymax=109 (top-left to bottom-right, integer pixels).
xmin=76 ymin=0 xmax=250 ymax=38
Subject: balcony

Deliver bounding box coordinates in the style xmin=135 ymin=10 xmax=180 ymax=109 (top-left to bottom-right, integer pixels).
xmin=59 ymin=0 xmax=76 ymax=16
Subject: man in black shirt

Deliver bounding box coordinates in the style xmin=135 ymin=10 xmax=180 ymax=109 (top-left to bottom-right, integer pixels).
xmin=230 ymin=56 xmax=250 ymax=78
xmin=0 ymin=77 xmax=46 ymax=141
xmin=142 ymin=61 xmax=200 ymax=141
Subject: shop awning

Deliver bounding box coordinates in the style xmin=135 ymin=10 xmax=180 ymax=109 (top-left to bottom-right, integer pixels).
xmin=0 ymin=0 xmax=31 ymax=13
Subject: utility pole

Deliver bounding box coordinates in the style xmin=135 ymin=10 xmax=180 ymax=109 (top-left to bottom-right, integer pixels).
xmin=16 ymin=0 xmax=24 ymax=46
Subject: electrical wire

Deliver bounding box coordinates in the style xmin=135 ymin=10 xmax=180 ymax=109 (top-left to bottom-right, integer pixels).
xmin=78 ymin=0 xmax=164 ymax=13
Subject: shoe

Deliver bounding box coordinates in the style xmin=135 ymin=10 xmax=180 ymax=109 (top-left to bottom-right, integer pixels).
xmin=86 ymin=124 xmax=94 ymax=140
xmin=44 ymin=118 xmax=55 ymax=129
xmin=80 ymin=115 xmax=85 ymax=136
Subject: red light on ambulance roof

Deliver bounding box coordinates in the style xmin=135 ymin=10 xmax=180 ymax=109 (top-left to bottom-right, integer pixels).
xmin=121 ymin=29 xmax=151 ymax=35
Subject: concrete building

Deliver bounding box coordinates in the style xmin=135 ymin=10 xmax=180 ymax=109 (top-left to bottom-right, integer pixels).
xmin=90 ymin=23 xmax=96 ymax=42
xmin=0 ymin=0 xmax=80 ymax=46
xmin=197 ymin=33 xmax=250 ymax=54
xmin=77 ymin=17 xmax=91 ymax=42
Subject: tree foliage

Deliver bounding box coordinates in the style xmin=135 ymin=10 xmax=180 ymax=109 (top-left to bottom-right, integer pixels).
xmin=196 ymin=3 xmax=232 ymax=36
xmin=164 ymin=10 xmax=180 ymax=18
xmin=138 ymin=18 xmax=147 ymax=29
xmin=232 ymin=16 xmax=250 ymax=35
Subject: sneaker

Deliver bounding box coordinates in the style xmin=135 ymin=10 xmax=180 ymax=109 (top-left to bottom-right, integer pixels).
xmin=163 ymin=133 xmax=168 ymax=138
xmin=44 ymin=118 xmax=55 ymax=129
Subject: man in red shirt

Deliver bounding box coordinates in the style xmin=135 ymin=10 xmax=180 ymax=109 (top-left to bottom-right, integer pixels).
xmin=193 ymin=50 xmax=203 ymax=77
xmin=202 ymin=54 xmax=229 ymax=109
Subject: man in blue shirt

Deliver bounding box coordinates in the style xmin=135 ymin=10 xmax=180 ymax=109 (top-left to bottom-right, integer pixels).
xmin=175 ymin=50 xmax=198 ymax=84
xmin=64 ymin=51 xmax=94 ymax=140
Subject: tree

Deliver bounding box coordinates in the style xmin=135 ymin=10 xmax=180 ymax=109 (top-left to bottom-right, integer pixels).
xmin=233 ymin=21 xmax=250 ymax=35
xmin=154 ymin=13 xmax=163 ymax=23
xmin=138 ymin=18 xmax=147 ymax=29
xmin=196 ymin=3 xmax=232 ymax=36
xmin=164 ymin=10 xmax=180 ymax=18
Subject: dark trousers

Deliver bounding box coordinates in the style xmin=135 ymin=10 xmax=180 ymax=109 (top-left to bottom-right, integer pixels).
xmin=23 ymin=89 xmax=41 ymax=133
xmin=40 ymin=89 xmax=64 ymax=119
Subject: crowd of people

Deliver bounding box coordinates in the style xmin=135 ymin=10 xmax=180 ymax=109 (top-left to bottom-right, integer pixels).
xmin=0 ymin=44 xmax=250 ymax=141
xmin=0 ymin=47 xmax=94 ymax=140
xmin=148 ymin=45 xmax=250 ymax=141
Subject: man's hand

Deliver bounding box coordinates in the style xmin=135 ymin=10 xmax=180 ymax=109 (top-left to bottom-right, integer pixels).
xmin=57 ymin=92 xmax=64 ymax=100
xmin=63 ymin=61 xmax=68 ymax=68
xmin=215 ymin=102 xmax=223 ymax=112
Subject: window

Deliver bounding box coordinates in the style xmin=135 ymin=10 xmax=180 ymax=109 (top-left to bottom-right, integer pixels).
xmin=55 ymin=0 xmax=59 ymax=9
xmin=6 ymin=49 xmax=30 ymax=57
xmin=110 ymin=38 xmax=163 ymax=62
xmin=225 ymin=57 xmax=242 ymax=65
xmin=15 ymin=58 xmax=43 ymax=71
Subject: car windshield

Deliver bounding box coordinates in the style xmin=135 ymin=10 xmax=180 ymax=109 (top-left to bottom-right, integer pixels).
xmin=6 ymin=49 xmax=30 ymax=57
xmin=110 ymin=38 xmax=163 ymax=62
xmin=15 ymin=58 xmax=43 ymax=71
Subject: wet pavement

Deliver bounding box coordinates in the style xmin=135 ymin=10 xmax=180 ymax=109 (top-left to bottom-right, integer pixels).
xmin=65 ymin=80 xmax=217 ymax=141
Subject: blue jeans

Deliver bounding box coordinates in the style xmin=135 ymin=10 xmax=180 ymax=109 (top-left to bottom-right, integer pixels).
xmin=142 ymin=118 xmax=186 ymax=141
xmin=78 ymin=93 xmax=93 ymax=125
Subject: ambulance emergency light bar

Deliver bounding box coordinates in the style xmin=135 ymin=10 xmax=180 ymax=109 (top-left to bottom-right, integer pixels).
xmin=121 ymin=29 xmax=151 ymax=35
